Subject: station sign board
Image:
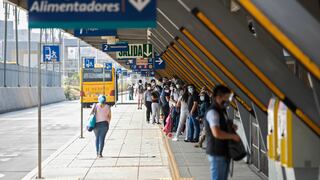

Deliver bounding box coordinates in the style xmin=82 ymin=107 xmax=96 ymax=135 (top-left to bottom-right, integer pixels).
xmin=102 ymin=42 xmax=129 ymax=52
xmin=28 ymin=0 xmax=157 ymax=28
xmin=74 ymin=29 xmax=117 ymax=36
xmin=104 ymin=63 xmax=113 ymax=70
xmin=84 ymin=58 xmax=95 ymax=68
xmin=43 ymin=45 xmax=60 ymax=62
xmin=117 ymin=44 xmax=152 ymax=59
xmin=153 ymin=54 xmax=165 ymax=69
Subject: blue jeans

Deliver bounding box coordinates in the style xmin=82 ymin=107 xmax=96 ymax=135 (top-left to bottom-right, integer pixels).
xmin=208 ymin=155 xmax=230 ymax=180
xmin=187 ymin=115 xmax=200 ymax=141
xmin=94 ymin=121 xmax=109 ymax=155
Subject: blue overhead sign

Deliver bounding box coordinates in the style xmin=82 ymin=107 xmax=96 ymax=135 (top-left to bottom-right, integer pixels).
xmin=104 ymin=63 xmax=113 ymax=70
xmin=43 ymin=45 xmax=60 ymax=62
xmin=74 ymin=29 xmax=117 ymax=36
xmin=153 ymin=56 xmax=165 ymax=69
xmin=28 ymin=0 xmax=157 ymax=28
xmin=84 ymin=58 xmax=95 ymax=68
xmin=102 ymin=42 xmax=129 ymax=52
xmin=116 ymin=68 xmax=122 ymax=74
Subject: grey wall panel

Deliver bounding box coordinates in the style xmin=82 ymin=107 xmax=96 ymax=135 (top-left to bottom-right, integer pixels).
xmin=180 ymin=0 xmax=320 ymax=127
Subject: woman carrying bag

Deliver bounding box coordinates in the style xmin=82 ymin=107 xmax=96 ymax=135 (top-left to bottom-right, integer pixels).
xmin=90 ymin=95 xmax=111 ymax=158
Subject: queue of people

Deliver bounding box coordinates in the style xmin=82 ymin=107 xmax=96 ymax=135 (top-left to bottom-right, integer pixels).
xmin=138 ymin=77 xmax=242 ymax=180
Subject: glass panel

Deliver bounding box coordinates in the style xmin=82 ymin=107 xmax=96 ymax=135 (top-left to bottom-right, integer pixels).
xmin=83 ymin=69 xmax=112 ymax=82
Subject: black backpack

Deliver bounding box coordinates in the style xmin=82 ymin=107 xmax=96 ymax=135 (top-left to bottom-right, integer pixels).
xmin=227 ymin=121 xmax=247 ymax=161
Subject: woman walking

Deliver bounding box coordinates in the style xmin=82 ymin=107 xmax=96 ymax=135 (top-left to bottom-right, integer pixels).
xmin=91 ymin=95 xmax=111 ymax=158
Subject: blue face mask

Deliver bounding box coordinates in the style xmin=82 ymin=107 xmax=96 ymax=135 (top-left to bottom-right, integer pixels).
xmin=98 ymin=95 xmax=106 ymax=104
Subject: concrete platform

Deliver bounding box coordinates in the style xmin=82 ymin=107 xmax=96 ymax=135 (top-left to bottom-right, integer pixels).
xmin=22 ymin=104 xmax=171 ymax=180
xmin=168 ymin=135 xmax=263 ymax=180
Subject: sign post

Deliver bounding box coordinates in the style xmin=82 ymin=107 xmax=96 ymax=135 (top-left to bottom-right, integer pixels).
xmin=37 ymin=42 xmax=42 ymax=179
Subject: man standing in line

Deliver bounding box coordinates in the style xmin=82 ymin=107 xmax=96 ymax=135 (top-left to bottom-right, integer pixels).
xmin=205 ymin=85 xmax=240 ymax=180
xmin=144 ymin=83 xmax=153 ymax=123
xmin=185 ymin=84 xmax=200 ymax=142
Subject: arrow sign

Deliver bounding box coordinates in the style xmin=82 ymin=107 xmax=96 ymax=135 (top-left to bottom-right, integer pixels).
xmin=143 ymin=44 xmax=152 ymax=58
xmin=155 ymin=58 xmax=163 ymax=65
xmin=117 ymin=44 xmax=153 ymax=59
xmin=129 ymin=0 xmax=151 ymax=12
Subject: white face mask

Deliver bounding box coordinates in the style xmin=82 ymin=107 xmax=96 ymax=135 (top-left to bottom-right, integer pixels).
xmin=200 ymin=96 xmax=205 ymax=101
xmin=165 ymin=90 xmax=170 ymax=93
xmin=170 ymin=87 xmax=173 ymax=91
xmin=188 ymin=88 xmax=194 ymax=94
xmin=176 ymin=85 xmax=180 ymax=89
xmin=147 ymin=87 xmax=151 ymax=90
xmin=151 ymin=82 xmax=155 ymax=86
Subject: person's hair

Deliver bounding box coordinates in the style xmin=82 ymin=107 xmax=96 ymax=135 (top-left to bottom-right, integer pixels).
xmin=213 ymin=85 xmax=231 ymax=98
xmin=151 ymin=79 xmax=156 ymax=83
xmin=138 ymin=79 xmax=142 ymax=83
xmin=188 ymin=84 xmax=195 ymax=89
xmin=146 ymin=83 xmax=151 ymax=87
xmin=181 ymin=86 xmax=189 ymax=102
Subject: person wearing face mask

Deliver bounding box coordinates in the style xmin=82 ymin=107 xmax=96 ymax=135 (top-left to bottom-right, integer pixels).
xmin=91 ymin=95 xmax=111 ymax=158
xmin=169 ymin=84 xmax=180 ymax=132
xmin=160 ymin=85 xmax=171 ymax=126
xmin=205 ymin=85 xmax=240 ymax=180
xmin=136 ymin=80 xmax=145 ymax=110
xmin=194 ymin=90 xmax=211 ymax=148
xmin=185 ymin=84 xmax=200 ymax=143
xmin=144 ymin=83 xmax=153 ymax=123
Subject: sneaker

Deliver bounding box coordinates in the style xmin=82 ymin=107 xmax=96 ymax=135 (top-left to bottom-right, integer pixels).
xmin=194 ymin=144 xmax=202 ymax=148
xmin=172 ymin=137 xmax=178 ymax=141
xmin=184 ymin=139 xmax=191 ymax=142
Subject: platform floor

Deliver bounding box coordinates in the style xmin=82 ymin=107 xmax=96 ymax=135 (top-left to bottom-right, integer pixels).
xmin=23 ymin=104 xmax=171 ymax=180
xmin=21 ymin=103 xmax=263 ymax=180
xmin=169 ymin=131 xmax=262 ymax=180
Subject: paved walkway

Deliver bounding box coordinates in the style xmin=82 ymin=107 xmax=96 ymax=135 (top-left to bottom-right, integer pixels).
xmin=168 ymin=134 xmax=262 ymax=180
xmin=23 ymin=104 xmax=171 ymax=180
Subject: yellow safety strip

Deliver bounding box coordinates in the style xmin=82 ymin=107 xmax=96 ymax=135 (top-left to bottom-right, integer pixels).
xmin=174 ymin=40 xmax=250 ymax=112
xmin=237 ymin=0 xmax=320 ymax=80
xmin=165 ymin=52 xmax=202 ymax=88
xmin=177 ymin=32 xmax=267 ymax=113
xmin=167 ymin=48 xmax=207 ymax=88
xmin=193 ymin=9 xmax=320 ymax=136
xmin=163 ymin=54 xmax=193 ymax=84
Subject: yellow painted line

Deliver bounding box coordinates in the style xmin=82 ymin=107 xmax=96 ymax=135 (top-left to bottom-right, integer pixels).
xmin=180 ymin=29 xmax=267 ymax=112
xmin=174 ymin=40 xmax=249 ymax=112
xmin=238 ymin=0 xmax=320 ymax=80
xmin=194 ymin=11 xmax=285 ymax=99
xmin=165 ymin=52 xmax=201 ymax=88
xmin=170 ymin=43 xmax=215 ymax=88
xmin=160 ymin=125 xmax=195 ymax=180
xmin=295 ymin=109 xmax=320 ymax=136
xmin=194 ymin=10 xmax=320 ymax=136
xmin=166 ymin=51 xmax=203 ymax=89
xmin=167 ymin=48 xmax=207 ymax=88
xmin=163 ymin=54 xmax=193 ymax=84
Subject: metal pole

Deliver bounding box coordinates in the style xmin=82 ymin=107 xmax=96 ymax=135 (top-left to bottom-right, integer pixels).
xmin=58 ymin=30 xmax=62 ymax=87
xmin=79 ymin=42 xmax=83 ymax=138
xmin=37 ymin=29 xmax=43 ymax=179
xmin=121 ymin=72 xmax=123 ymax=103
xmin=52 ymin=29 xmax=55 ymax=87
xmin=28 ymin=25 xmax=31 ymax=86
xmin=15 ymin=5 xmax=19 ymax=87
xmin=3 ymin=2 xmax=8 ymax=87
